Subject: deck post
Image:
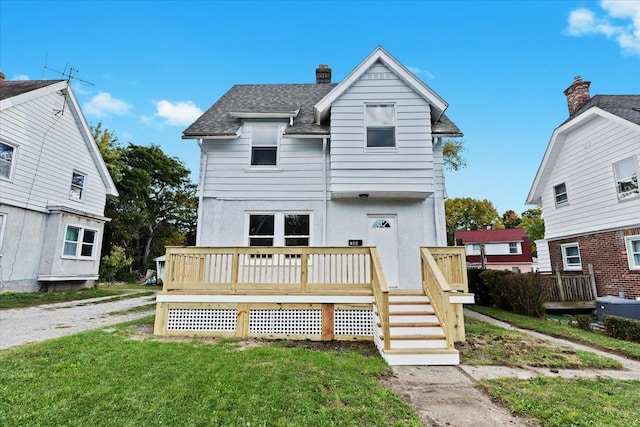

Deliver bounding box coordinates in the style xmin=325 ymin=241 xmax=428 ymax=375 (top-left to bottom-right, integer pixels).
xmin=321 ymin=304 xmax=335 ymax=341
xmin=555 ymin=270 xmax=566 ymax=301
xmin=588 ymin=263 xmax=597 ymax=299
xmin=231 ymin=249 xmax=239 ymax=294
xmin=236 ymin=303 xmax=249 ymax=338
xmin=301 ymin=248 xmax=308 ymax=293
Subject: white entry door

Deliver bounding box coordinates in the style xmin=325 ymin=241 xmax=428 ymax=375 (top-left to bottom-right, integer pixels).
xmin=368 ymin=215 xmax=400 ymax=288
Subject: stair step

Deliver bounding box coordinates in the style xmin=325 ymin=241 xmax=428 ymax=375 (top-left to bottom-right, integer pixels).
xmin=380 ymin=333 xmax=445 ymax=341
xmin=377 ymin=322 xmax=441 ymax=328
xmin=388 ymin=295 xmax=430 ymax=303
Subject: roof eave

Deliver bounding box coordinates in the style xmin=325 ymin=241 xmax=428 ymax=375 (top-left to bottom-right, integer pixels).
xmin=182 ymin=133 xmax=240 ymax=140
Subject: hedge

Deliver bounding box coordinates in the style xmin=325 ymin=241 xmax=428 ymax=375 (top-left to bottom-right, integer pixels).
xmin=603 ymin=315 xmax=640 ymax=343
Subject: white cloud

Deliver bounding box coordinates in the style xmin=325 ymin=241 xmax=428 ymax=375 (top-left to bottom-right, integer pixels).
xmin=407 ymin=66 xmax=436 ymax=80
xmin=14 ymin=74 xmax=30 ymax=81
xmin=84 ymin=92 xmax=131 ymax=117
xmin=153 ymin=100 xmax=203 ymax=126
xmin=567 ymin=1 xmax=640 ymax=56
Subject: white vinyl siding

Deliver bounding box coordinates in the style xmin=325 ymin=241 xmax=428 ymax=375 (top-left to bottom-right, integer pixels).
xmin=0 ymin=90 xmax=108 ymax=216
xmin=330 ymin=62 xmax=434 ymax=197
xmin=625 ymin=235 xmax=640 ymax=270
xmin=542 ymin=115 xmax=640 ymax=240
xmin=561 ymin=243 xmax=582 ymax=271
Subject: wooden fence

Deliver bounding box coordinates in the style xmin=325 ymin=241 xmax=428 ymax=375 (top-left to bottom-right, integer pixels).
xmin=541 ymin=264 xmax=597 ymax=303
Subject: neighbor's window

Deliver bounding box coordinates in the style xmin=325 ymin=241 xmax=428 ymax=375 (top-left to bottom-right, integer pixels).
xmin=69 ymin=171 xmax=85 ymax=200
xmin=63 ymin=226 xmax=97 ymax=258
xmin=511 ymin=266 xmax=521 ymax=273
xmin=0 ymin=141 xmax=16 ymax=180
xmin=561 ymin=243 xmax=582 ymax=270
xmin=248 ymin=213 xmax=310 ymax=246
xmin=509 ymin=242 xmax=519 ymax=254
xmin=625 ymin=235 xmax=640 ymax=270
xmin=613 ymin=157 xmax=639 ymax=201
xmin=250 ymin=124 xmax=278 ymax=166
xmin=365 ymin=104 xmax=396 ymax=148
xmin=554 ymin=183 xmax=568 ymax=206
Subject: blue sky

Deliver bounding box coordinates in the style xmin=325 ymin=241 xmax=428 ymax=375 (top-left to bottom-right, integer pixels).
xmin=1 ymin=0 xmax=639 ymax=216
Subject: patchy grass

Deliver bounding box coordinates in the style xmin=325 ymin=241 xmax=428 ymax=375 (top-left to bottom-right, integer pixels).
xmin=469 ymin=305 xmax=640 ymax=361
xmin=106 ymin=303 xmax=157 ymax=316
xmin=0 ymin=284 xmax=159 ymax=310
xmin=0 ymin=324 xmax=421 ymax=426
xmin=459 ymin=317 xmax=621 ymax=369
xmin=479 ymin=377 xmax=640 ymax=427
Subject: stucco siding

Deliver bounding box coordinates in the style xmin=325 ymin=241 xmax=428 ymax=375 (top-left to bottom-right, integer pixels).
xmin=543 ymin=115 xmax=640 ymax=239
xmin=0 ymin=90 xmax=107 ymax=216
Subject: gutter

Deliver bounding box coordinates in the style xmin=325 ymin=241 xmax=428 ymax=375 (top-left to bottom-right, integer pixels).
xmin=322 ymin=137 xmax=328 ymax=245
xmin=196 ymin=138 xmax=207 ymax=246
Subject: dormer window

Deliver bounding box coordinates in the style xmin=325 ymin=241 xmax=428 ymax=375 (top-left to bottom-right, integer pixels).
xmin=69 ymin=171 xmax=85 ymax=200
xmin=553 ymin=183 xmax=568 ymax=206
xmin=250 ymin=124 xmax=279 ymax=166
xmin=613 ymin=156 xmax=639 ymax=201
xmin=365 ymin=104 xmax=396 ymax=148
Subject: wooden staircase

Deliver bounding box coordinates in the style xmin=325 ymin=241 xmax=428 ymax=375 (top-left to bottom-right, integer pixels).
xmin=373 ymin=291 xmax=459 ymax=365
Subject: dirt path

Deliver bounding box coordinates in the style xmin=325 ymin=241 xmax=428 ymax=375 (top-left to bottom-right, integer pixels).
xmin=0 ymin=294 xmax=156 ymax=350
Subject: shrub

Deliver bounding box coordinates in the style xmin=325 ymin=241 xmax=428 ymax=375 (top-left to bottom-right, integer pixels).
xmin=100 ymin=245 xmax=133 ymax=284
xmin=467 ymin=268 xmax=493 ymax=306
xmin=573 ymin=315 xmax=594 ymax=331
xmin=479 ymin=270 xmax=546 ymax=318
xmin=603 ymin=315 xmax=640 ymax=343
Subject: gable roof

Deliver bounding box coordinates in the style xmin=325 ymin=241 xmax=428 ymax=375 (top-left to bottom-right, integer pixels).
xmin=454 ymin=228 xmax=528 ymax=243
xmin=0 ymin=80 xmax=118 ymax=197
xmin=183 ymin=84 xmax=336 ymax=138
xmin=527 ymin=95 xmax=640 ymax=205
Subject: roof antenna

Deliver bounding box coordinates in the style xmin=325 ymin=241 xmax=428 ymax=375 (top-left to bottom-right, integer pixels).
xmin=43 ymin=59 xmax=95 ymax=116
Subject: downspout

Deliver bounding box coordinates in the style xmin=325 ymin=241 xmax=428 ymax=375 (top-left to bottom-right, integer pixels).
xmin=433 ymin=137 xmax=444 ymax=246
xmin=322 ymin=137 xmax=328 ymax=246
xmin=196 ymin=138 xmax=207 ymax=246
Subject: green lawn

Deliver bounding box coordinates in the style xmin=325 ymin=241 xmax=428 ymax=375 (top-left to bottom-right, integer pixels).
xmin=479 ymin=377 xmax=640 ymax=427
xmin=0 ymin=317 xmax=421 ymax=426
xmin=468 ymin=305 xmax=640 ymax=361
xmin=460 ymin=317 xmax=621 ymax=369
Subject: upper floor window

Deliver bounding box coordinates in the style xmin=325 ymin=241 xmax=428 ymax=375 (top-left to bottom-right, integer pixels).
xmin=0 ymin=141 xmax=16 ymax=180
xmin=248 ymin=213 xmax=310 ymax=247
xmin=554 ymin=182 xmax=568 ymax=206
xmin=69 ymin=171 xmax=85 ymax=200
xmin=613 ymin=157 xmax=638 ymax=201
xmin=561 ymin=242 xmax=581 ymax=271
xmin=63 ymin=225 xmax=97 ymax=259
xmin=625 ymin=235 xmax=640 ymax=270
xmin=250 ymin=124 xmax=279 ymax=166
xmin=509 ymin=242 xmax=519 ymax=254
xmin=365 ymin=104 xmax=396 ymax=148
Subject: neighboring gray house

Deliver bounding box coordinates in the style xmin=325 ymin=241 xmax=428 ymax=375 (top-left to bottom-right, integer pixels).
xmin=0 ymin=77 xmax=118 ymax=292
xmin=183 ymin=46 xmax=462 ymax=288
xmin=527 ymin=77 xmax=640 ymax=299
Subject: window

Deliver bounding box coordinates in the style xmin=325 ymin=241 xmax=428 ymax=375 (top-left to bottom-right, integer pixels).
xmin=63 ymin=226 xmax=97 ymax=258
xmin=613 ymin=157 xmax=639 ymax=201
xmin=509 ymin=242 xmax=519 ymax=254
xmin=250 ymin=124 xmax=278 ymax=166
xmin=625 ymin=235 xmax=640 ymax=270
xmin=561 ymin=243 xmax=582 ymax=270
xmin=365 ymin=104 xmax=395 ymax=148
xmin=554 ymin=183 xmax=568 ymax=206
xmin=69 ymin=171 xmax=85 ymax=200
xmin=0 ymin=141 xmax=16 ymax=180
xmin=248 ymin=213 xmax=310 ymax=246
xmin=511 ymin=266 xmax=521 ymax=273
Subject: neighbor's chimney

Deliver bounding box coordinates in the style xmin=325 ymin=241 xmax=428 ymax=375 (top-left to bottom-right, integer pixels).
xmin=0 ymin=69 xmax=5 ymax=83
xmin=316 ymin=64 xmax=331 ymax=84
xmin=564 ymin=76 xmax=591 ymax=116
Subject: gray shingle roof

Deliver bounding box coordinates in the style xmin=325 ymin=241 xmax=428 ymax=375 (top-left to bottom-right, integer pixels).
xmin=432 ymin=113 xmax=462 ymax=136
xmin=0 ymin=80 xmax=63 ymax=101
xmin=566 ymin=95 xmax=640 ymax=126
xmin=183 ymin=84 xmax=337 ymax=138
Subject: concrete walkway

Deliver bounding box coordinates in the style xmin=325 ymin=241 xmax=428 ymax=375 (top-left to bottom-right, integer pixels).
xmin=385 ymin=309 xmax=640 ymax=426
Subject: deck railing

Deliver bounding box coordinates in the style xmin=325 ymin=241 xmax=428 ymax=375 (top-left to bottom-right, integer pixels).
xmin=541 ymin=264 xmax=597 ymax=302
xmin=420 ymin=247 xmax=469 ymax=345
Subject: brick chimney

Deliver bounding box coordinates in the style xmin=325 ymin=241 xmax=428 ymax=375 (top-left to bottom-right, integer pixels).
xmin=315 ymin=64 xmax=331 ymax=84
xmin=564 ymin=76 xmax=591 ymax=116
xmin=0 ymin=69 xmax=5 ymax=83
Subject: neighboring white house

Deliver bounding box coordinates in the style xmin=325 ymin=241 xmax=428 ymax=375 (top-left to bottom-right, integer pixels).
xmin=0 ymin=77 xmax=118 ymax=292
xmin=527 ymin=76 xmax=640 ymax=299
xmin=182 ymin=46 xmax=462 ymax=288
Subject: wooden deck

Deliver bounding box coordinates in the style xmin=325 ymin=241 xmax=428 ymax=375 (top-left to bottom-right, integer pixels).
xmin=154 ymin=246 xmax=474 ymax=365
xmin=541 ymin=265 xmax=598 ymax=310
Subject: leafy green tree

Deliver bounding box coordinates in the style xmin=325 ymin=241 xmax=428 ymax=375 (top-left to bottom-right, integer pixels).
xmin=520 ymin=208 xmax=545 ymax=257
xmin=442 ymin=139 xmax=466 ymax=171
xmin=445 ymin=197 xmax=500 ymax=245
xmin=501 ymin=210 xmax=522 ymax=228
xmin=100 ymin=245 xmax=133 ymax=283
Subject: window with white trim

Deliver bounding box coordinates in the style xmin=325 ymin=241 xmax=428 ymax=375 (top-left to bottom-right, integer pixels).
xmin=561 ymin=243 xmax=582 ymax=270
xmin=613 ymin=157 xmax=639 ymax=201
xmin=554 ymin=183 xmax=568 ymax=206
xmin=365 ymin=104 xmax=396 ymax=148
xmin=248 ymin=213 xmax=309 ymax=247
xmin=625 ymin=235 xmax=640 ymax=270
xmin=250 ymin=124 xmax=279 ymax=166
xmin=69 ymin=171 xmax=85 ymax=200
xmin=509 ymin=242 xmax=519 ymax=254
xmin=511 ymin=266 xmax=521 ymax=273
xmin=0 ymin=141 xmax=16 ymax=180
xmin=63 ymin=226 xmax=97 ymax=258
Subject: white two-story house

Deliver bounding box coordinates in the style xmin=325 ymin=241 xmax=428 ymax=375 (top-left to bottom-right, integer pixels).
xmin=527 ymin=76 xmax=640 ymax=299
xmin=0 ymin=77 xmax=118 ymax=292
xmin=183 ymin=46 xmax=462 ymax=288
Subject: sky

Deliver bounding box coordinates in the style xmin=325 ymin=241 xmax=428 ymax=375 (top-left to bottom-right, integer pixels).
xmin=1 ymin=0 xmax=639 ymax=216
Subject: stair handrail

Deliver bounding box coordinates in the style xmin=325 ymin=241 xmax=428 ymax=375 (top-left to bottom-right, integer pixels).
xmin=370 ymin=247 xmax=391 ymax=351
xmin=420 ymin=247 xmax=456 ymax=349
